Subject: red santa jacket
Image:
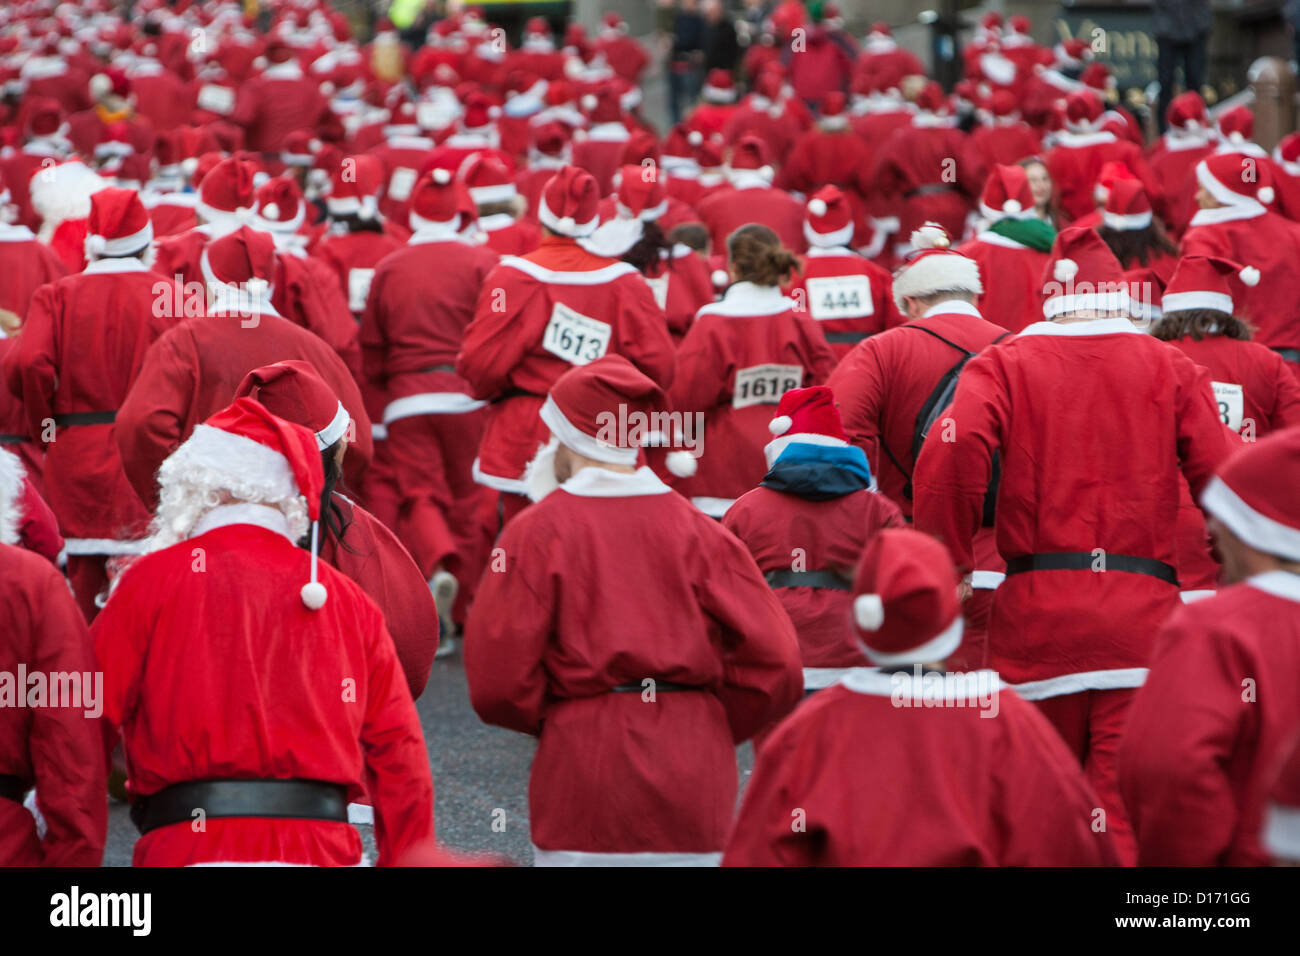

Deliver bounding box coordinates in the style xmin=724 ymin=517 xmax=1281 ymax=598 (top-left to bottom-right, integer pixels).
xmin=115 ymin=310 xmax=372 ymax=511
xmin=465 ymin=466 xmax=802 ymax=863
xmin=0 ymin=222 xmax=68 ymax=318
xmin=668 ymin=282 xmax=837 ymax=514
xmin=966 ymin=121 xmax=1043 ymax=191
xmin=1119 ymin=573 xmax=1300 ymax=865
xmin=685 ymin=103 xmax=742 ymax=142
xmin=778 ymin=127 xmax=872 ymax=201
xmin=644 ymin=244 xmax=715 ymax=343
xmin=788 ymin=245 xmax=901 ymax=359
xmin=1045 ymin=130 xmax=1161 ymax=223
xmin=724 ymin=460 xmax=903 ymax=678
xmin=477 ymin=214 xmax=540 ymax=257
xmin=457 ymin=236 xmax=675 ymax=490
xmin=1147 ymin=134 xmax=1215 ymax=237
xmin=1 ymin=142 xmax=65 ymax=230
xmin=367 ymin=134 xmax=435 ymax=228
xmin=1181 ymin=205 xmax=1300 ymax=352
xmin=0 ymin=541 xmax=106 ymax=865
xmin=93 ymin=520 xmax=433 ymax=866
xmin=723 ymin=103 xmax=800 ymax=162
xmin=872 ymin=121 xmax=977 ymax=243
xmin=570 ymin=122 xmax=631 ymax=197
xmin=723 ymin=669 xmax=1118 ymax=866
xmin=696 ymin=180 xmax=809 ymax=257
xmin=310 ymin=228 xmax=404 ymax=317
xmin=231 ymin=61 xmax=327 ymax=153
xmin=3 ymin=258 xmax=177 ymax=547
xmin=272 ymin=250 xmax=363 ymax=378
xmin=128 ymin=64 xmax=197 ymax=132
xmin=142 ymin=191 xmax=200 ymax=240
xmin=912 ymin=318 xmax=1234 ymax=693
xmin=957 ymin=231 xmax=1052 ymax=333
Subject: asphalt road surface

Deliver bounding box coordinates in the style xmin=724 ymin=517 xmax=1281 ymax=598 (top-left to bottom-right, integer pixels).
xmin=104 ymin=649 xmax=755 ymax=866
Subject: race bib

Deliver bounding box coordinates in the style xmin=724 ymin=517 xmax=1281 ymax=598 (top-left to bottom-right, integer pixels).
xmin=806 ymin=274 xmax=873 ymax=320
xmin=388 ymin=167 xmax=418 ymax=201
xmin=1212 ymin=381 xmax=1244 ymax=431
xmin=197 ymin=84 xmax=235 ymax=115
xmin=348 ymin=268 xmax=375 ymax=313
xmin=733 ymin=364 xmax=803 ymax=409
xmin=542 ymin=302 xmax=612 ymax=366
xmin=416 ymin=102 xmax=453 ymax=131
xmin=645 ymin=273 xmax=670 ymax=311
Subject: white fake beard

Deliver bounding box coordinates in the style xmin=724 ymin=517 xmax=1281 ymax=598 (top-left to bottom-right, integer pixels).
xmin=524 ymin=438 xmax=561 ymax=502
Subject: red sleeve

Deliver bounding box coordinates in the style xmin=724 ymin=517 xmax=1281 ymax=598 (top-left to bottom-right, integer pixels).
xmin=1174 ymin=355 xmax=1234 ymax=501
xmin=29 ymin=559 xmax=107 ymax=865
xmin=1265 ymin=352 xmax=1300 ymax=430
xmin=456 ymin=266 xmax=539 ymax=399
xmin=1118 ymin=610 xmax=1254 ymax=865
xmin=18 ymin=476 xmax=62 ymax=564
xmin=5 ymin=283 xmax=59 ymax=438
xmin=612 ymin=275 xmax=676 ymax=389
xmin=825 ymin=338 xmax=887 ymax=455
xmin=358 ymin=263 xmax=389 ymax=396
xmin=721 ymin=721 xmax=818 ymax=866
xmin=668 ymin=316 xmax=731 ymax=413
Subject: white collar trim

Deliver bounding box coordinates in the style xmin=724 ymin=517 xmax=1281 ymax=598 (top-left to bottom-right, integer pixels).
xmin=1189 ymin=202 xmax=1266 ymax=227
xmin=1017 ymin=317 xmax=1142 ymax=337
xmin=1248 ymin=571 xmax=1300 ymax=604
xmin=192 ymin=503 xmax=293 ymax=541
xmin=83 ymin=257 xmax=149 ymax=274
xmin=560 ymin=465 xmax=672 ymax=498
xmin=922 ymin=299 xmax=982 ymax=319
xmin=699 ymin=281 xmax=793 ymax=318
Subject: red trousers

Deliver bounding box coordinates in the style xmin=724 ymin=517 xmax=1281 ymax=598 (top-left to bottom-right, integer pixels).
xmin=66 ymin=554 xmax=108 ymax=623
xmin=1034 ymin=687 xmax=1138 ymax=865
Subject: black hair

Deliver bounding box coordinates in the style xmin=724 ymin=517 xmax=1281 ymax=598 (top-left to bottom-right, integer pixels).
xmin=622 ymin=219 xmax=673 ymax=275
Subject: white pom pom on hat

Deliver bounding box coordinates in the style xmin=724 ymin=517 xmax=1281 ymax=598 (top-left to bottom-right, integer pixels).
xmin=769 ymin=414 xmax=793 ymax=436
xmin=84 ymin=233 xmax=107 ymax=257
xmin=1054 ymin=258 xmax=1079 ymax=282
xmin=262 ymin=202 xmax=280 ymax=219
xmin=665 ymin=451 xmax=698 ymax=478
xmin=759 ymin=164 xmax=774 ymax=179
xmin=853 ymin=593 xmax=884 ymax=630
xmin=808 ymin=198 xmax=827 ymax=217
xmin=1240 ymin=265 xmax=1261 ymax=286
xmin=911 ymin=223 xmax=950 ymax=249
xmin=688 ymin=130 xmax=703 ymax=146
xmin=301 ymin=581 xmax=328 ymax=610
xmin=1003 ymin=199 xmax=1022 ymax=214
xmin=1259 ymin=186 xmax=1275 ymax=204
xmin=1229 ymin=131 xmax=1244 ymax=144
xmin=582 ymin=94 xmax=597 ymax=111
xmin=711 ymin=268 xmax=729 ymax=288
xmin=433 ymin=167 xmax=451 ymax=185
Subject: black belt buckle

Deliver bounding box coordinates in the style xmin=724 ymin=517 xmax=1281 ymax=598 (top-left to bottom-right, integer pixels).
xmin=131 ymin=778 xmax=349 ymax=836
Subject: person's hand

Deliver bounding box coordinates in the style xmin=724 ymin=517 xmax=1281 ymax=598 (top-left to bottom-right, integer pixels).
xmin=957 ymin=575 xmax=973 ymax=603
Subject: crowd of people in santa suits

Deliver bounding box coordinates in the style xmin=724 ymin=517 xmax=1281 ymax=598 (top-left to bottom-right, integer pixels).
xmin=2 ymin=0 xmax=1300 ymax=870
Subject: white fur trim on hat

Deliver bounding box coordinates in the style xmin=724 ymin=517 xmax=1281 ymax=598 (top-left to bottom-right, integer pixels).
xmin=1240 ymin=266 xmax=1260 ymax=286
xmin=1202 ymin=474 xmax=1300 ymax=562
xmin=538 ymin=194 xmax=598 ymax=238
xmin=911 ymin=223 xmax=951 ymax=249
xmin=892 ymin=250 xmax=983 ymax=312
xmin=1054 ymin=258 xmax=1079 ymax=282
xmin=1101 ymin=209 xmax=1153 ymax=231
xmin=853 ymin=593 xmax=884 ymax=630
xmin=711 ymin=269 xmax=729 ymax=289
xmin=469 ymin=182 xmax=518 ymax=204
xmin=316 ymin=401 xmax=350 ymax=450
xmin=1259 ymin=185 xmax=1275 ymax=204
xmin=803 ymin=218 xmax=854 ymax=249
xmin=1161 ymin=290 xmax=1233 ymax=315
xmin=861 ymin=615 xmax=964 ymax=667
xmin=86 ymin=219 xmax=153 ymax=258
xmin=539 ymin=394 xmax=638 ymax=465
xmin=432 ymin=167 xmax=452 ymax=185
xmin=301 ymin=580 xmax=328 ymax=609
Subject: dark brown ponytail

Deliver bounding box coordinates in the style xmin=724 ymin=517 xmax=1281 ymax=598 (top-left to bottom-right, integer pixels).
xmin=726 ymin=223 xmax=799 ymax=286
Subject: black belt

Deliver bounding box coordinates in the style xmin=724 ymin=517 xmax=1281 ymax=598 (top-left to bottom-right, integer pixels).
xmin=611 ymin=681 xmax=700 ymax=693
xmin=0 ymin=773 xmax=27 ymax=803
xmin=53 ymin=410 xmax=116 ymax=427
xmin=1274 ymin=348 xmax=1300 ymax=364
xmin=1004 ymin=552 xmax=1178 ymax=586
xmin=129 ymin=778 xmax=349 ymax=836
xmin=0 ymin=434 xmax=26 ymax=445
xmin=764 ymin=569 xmax=851 ymax=591
xmin=416 ymin=364 xmax=458 ymax=374
xmin=904 ymin=184 xmax=958 ymax=198
xmin=824 ymin=331 xmax=870 ymax=344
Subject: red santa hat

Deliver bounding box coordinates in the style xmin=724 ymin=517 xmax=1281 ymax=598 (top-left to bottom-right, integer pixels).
xmin=1092 ymin=159 xmax=1136 ymax=204
xmin=817 ymin=91 xmax=848 ymax=131
xmin=1063 ymin=90 xmax=1104 ymax=131
xmin=1101 ymin=179 xmax=1154 ymax=232
xmin=460 ymin=93 xmax=497 ymax=134
xmin=461 ymin=152 xmax=518 ymax=205
xmin=1160 ymin=255 xmax=1259 ymax=316
xmin=532 ymin=121 xmax=571 ymax=159
xmin=234 ymin=360 xmax=351 ymax=452
xmin=803 ymin=185 xmax=854 ymax=248
xmin=538 ymin=165 xmax=600 ymax=238
xmin=1054 ymin=38 xmax=1091 ymax=68
xmin=1216 ymin=105 xmax=1255 ymax=146
xmin=892 ymin=224 xmax=983 ymax=312
xmin=280 ymin=129 xmax=318 ymax=168
xmin=264 ymin=36 xmax=295 ymax=65
xmin=601 ymin=12 xmax=627 ymax=34
xmin=179 ymin=397 xmax=329 ymax=608
xmin=620 ymin=131 xmax=661 ymax=169
xmin=914 ymin=81 xmax=948 ymax=115
xmin=614 ymin=163 xmax=666 ymax=221
xmin=197 ymin=156 xmax=259 ymax=224
xmin=1197 ymin=151 xmax=1275 ymax=208
xmin=728 ymin=134 xmax=774 ymax=182
xmin=1041 ymin=226 xmax=1130 ymax=319
xmin=1275 ymin=132 xmax=1300 ymax=178
xmin=25 ymin=97 xmax=63 ymax=138
xmin=409 ymin=167 xmax=469 ymax=231
xmin=1007 ymin=14 xmax=1032 ymax=36
xmin=978 ymin=164 xmax=1035 ymax=221
xmin=89 ymin=67 xmax=130 ymax=101
xmin=326 ymin=153 xmax=383 ymax=219
xmin=988 ymin=89 xmax=1020 ymax=121
xmin=1201 ymin=425 xmax=1300 ymax=561
xmin=852 ymin=529 xmax=963 ymax=666
xmin=763 ymin=386 xmax=849 ymax=468
xmin=581 ymin=84 xmax=622 ymax=125
xmin=1167 ymin=90 xmax=1208 ymax=132
xmin=253 ymin=176 xmax=306 ymax=233
xmin=200 ymin=225 xmax=278 ymax=313
xmin=701 ymin=68 xmax=736 ymax=104
xmin=539 ymin=354 xmax=665 ymax=467
xmin=84 ymin=186 xmax=152 ymax=258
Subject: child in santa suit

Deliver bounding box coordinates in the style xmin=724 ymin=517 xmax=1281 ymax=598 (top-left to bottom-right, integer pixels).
xmin=913 ymin=227 xmax=1235 ymax=864
xmin=457 ymin=166 xmax=674 ymax=523
xmin=1181 ymin=152 xmax=1300 ymax=369
xmin=0 ymin=448 xmax=105 ymax=865
xmin=465 ymin=356 xmax=802 ymax=866
xmin=582 ymin=164 xmax=713 ymax=344
xmin=1150 ymin=256 xmax=1300 ymax=601
xmin=724 ymin=387 xmax=903 ymax=698
xmin=92 ymin=398 xmax=434 ymax=866
xmin=669 ymin=224 xmax=836 ymax=518
xmin=957 ymin=165 xmax=1055 ymax=334
xmin=1119 ymin=426 xmax=1300 ymax=865
xmin=362 ymin=169 xmax=499 ymax=645
xmin=787 ymin=186 xmax=900 ymax=359
xmin=722 ymin=528 xmax=1119 ymax=866
xmin=4 ymin=187 xmax=176 ymax=619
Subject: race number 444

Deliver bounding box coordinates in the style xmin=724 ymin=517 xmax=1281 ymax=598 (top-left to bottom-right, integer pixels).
xmin=806 ymin=275 xmax=873 ymax=320
xmin=543 ymin=302 xmax=612 ymax=366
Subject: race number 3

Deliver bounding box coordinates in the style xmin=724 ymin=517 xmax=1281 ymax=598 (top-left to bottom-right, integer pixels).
xmin=1212 ymin=381 xmax=1244 ymax=431
xmin=806 ymin=275 xmax=873 ymax=320
xmin=733 ymin=364 xmax=802 ymax=408
xmin=543 ymin=302 xmax=612 ymax=366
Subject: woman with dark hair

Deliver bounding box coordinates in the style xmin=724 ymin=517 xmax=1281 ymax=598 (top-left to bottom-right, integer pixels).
xmin=584 ymin=164 xmax=714 ymax=343
xmin=1152 ymin=255 xmax=1300 ymax=600
xmin=1096 ymin=180 xmax=1178 ymax=327
xmin=668 ymin=223 xmax=837 ymax=517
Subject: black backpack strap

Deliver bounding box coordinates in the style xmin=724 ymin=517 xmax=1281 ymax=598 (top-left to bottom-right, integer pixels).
xmin=903 ymin=323 xmax=975 ymax=357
